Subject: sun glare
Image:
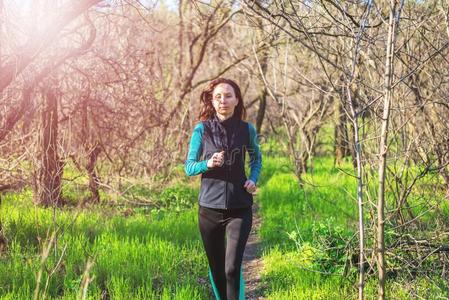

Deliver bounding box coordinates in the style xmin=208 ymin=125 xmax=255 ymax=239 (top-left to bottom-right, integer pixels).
xmin=4 ymin=0 xmax=62 ymax=42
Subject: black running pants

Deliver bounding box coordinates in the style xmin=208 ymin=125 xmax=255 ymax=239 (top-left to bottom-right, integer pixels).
xmin=198 ymin=205 xmax=252 ymax=300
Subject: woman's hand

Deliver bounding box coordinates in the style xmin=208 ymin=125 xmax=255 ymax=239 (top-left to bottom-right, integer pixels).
xmin=207 ymin=150 xmax=225 ymax=169
xmin=243 ymin=179 xmax=257 ymax=194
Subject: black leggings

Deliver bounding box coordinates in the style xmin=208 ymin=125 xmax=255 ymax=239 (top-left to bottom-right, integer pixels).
xmin=198 ymin=205 xmax=252 ymax=300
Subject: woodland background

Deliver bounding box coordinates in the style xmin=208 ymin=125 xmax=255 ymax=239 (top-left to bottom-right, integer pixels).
xmin=1 ymin=0 xmax=449 ymax=299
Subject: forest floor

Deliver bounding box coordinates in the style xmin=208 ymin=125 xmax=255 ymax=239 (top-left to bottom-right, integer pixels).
xmin=242 ymin=201 xmax=266 ymax=300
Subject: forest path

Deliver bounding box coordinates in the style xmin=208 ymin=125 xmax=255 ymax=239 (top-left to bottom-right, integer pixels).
xmin=242 ymin=201 xmax=266 ymax=300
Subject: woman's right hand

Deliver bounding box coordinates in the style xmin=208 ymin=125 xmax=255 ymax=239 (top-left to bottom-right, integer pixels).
xmin=207 ymin=150 xmax=225 ymax=169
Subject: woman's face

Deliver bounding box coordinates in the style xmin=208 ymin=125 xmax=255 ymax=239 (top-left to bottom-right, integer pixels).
xmin=212 ymin=83 xmax=239 ymax=118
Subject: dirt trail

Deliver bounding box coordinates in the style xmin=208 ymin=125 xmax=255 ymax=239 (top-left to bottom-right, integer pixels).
xmin=242 ymin=201 xmax=266 ymax=300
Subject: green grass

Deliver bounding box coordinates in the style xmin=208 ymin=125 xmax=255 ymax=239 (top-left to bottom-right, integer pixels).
xmin=1 ymin=150 xmax=448 ymax=299
xmin=258 ymin=156 xmax=356 ymax=250
xmin=0 ymin=188 xmax=209 ymax=299
xmin=257 ymin=155 xmax=449 ymax=299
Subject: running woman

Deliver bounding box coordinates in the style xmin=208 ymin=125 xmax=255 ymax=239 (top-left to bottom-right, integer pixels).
xmin=185 ymin=78 xmax=262 ymax=300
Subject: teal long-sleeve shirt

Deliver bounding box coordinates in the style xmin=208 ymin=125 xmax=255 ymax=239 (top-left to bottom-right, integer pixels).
xmin=184 ymin=122 xmax=262 ymax=184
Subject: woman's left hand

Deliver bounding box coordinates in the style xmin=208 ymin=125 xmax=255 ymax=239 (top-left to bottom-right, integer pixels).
xmin=243 ymin=180 xmax=257 ymax=194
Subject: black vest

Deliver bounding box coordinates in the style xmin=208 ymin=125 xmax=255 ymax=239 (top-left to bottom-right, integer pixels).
xmin=198 ymin=114 xmax=253 ymax=209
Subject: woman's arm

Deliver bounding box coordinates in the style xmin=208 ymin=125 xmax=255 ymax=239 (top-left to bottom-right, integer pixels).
xmin=247 ymin=123 xmax=262 ymax=184
xmin=184 ymin=123 xmax=210 ymax=176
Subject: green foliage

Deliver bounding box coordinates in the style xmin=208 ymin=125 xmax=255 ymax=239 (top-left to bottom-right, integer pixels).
xmin=259 ymin=135 xmax=289 ymax=158
xmin=291 ymin=217 xmax=353 ymax=274
xmin=158 ymin=184 xmax=197 ymax=212
xmin=257 ymin=155 xmax=449 ymax=299
xmin=120 ymin=181 xmax=197 ymax=212
xmin=314 ymin=122 xmax=335 ymax=157
xmin=258 ymin=157 xmax=356 ymax=251
xmin=0 ymin=188 xmax=208 ymax=299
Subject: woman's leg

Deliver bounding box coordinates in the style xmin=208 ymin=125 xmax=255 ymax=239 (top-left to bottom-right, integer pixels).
xmin=198 ymin=206 xmax=227 ymax=300
xmin=224 ymin=207 xmax=252 ymax=300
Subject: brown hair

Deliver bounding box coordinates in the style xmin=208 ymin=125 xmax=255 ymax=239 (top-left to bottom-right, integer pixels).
xmin=199 ymin=78 xmax=246 ymax=121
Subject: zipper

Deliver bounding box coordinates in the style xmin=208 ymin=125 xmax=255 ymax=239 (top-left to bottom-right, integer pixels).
xmin=219 ymin=116 xmax=238 ymax=210
xmin=225 ymin=146 xmax=229 ymax=209
xmin=225 ymin=177 xmax=228 ymax=209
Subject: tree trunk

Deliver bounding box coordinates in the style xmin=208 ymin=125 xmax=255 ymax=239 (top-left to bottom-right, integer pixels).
xmin=0 ymin=193 xmax=5 ymax=253
xmin=81 ymin=98 xmax=101 ymax=203
xmin=377 ymin=1 xmax=399 ymax=298
xmin=256 ymin=88 xmax=268 ymax=133
xmin=440 ymin=167 xmax=449 ymax=193
xmin=435 ymin=147 xmax=449 ymax=194
xmin=347 ymin=84 xmax=366 ymax=300
xmin=86 ymin=145 xmax=101 ymax=203
xmin=255 ymin=17 xmax=269 ymax=133
xmin=300 ymin=151 xmax=308 ymax=174
xmin=35 ymin=88 xmax=63 ymax=206
xmin=334 ymin=94 xmax=350 ymax=166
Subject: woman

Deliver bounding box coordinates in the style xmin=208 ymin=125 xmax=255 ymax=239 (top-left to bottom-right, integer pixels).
xmin=184 ymin=78 xmax=262 ymax=300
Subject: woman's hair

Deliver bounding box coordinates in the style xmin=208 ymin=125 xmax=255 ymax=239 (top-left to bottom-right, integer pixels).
xmin=199 ymin=78 xmax=246 ymax=121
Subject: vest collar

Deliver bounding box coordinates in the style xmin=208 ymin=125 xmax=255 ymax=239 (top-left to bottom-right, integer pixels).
xmin=214 ymin=113 xmax=239 ymax=128
xmin=211 ymin=113 xmax=240 ymax=150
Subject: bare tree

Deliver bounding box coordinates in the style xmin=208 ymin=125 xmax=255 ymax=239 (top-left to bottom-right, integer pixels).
xmin=35 ymin=87 xmax=64 ymax=206
xmin=0 ymin=0 xmax=103 ymax=146
xmin=376 ymin=1 xmax=402 ymax=297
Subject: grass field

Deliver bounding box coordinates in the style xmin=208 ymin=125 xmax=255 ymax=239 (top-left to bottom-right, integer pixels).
xmin=0 ymin=153 xmax=448 ymax=299
xmin=0 ymin=186 xmax=208 ymax=299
